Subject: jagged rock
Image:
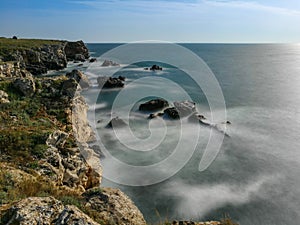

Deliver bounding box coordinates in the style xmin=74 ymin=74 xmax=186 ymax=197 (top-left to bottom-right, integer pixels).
xmin=46 ymin=130 xmax=69 ymax=148
xmin=174 ymin=100 xmax=196 ymax=117
xmin=106 ymin=117 xmax=127 ymax=128
xmin=66 ymin=69 xmax=90 ymax=89
xmin=164 ymin=107 xmax=180 ymax=119
xmin=61 ymin=78 xmax=81 ymax=98
xmin=89 ymin=58 xmax=97 ymax=63
xmin=97 ymin=76 xmax=125 ymax=88
xmin=3 ymin=197 xmax=99 ymax=225
xmin=83 ymin=187 xmax=147 ymax=225
xmin=150 ymin=64 xmax=162 ymax=71
xmin=75 ymin=54 xmax=86 ymax=62
xmin=0 ymin=62 xmax=32 ymax=78
xmin=13 ymin=76 xmax=36 ymax=96
xmin=101 ymin=60 xmax=120 ymax=67
xmin=65 ymin=40 xmax=89 ymax=61
xmin=71 ymin=96 xmax=96 ymax=143
xmin=139 ymin=98 xmax=169 ymax=111
xmin=188 ymin=112 xmax=206 ymax=123
xmin=0 ymin=90 xmax=10 ymax=104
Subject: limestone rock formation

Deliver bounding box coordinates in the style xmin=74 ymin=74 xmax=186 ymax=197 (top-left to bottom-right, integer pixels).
xmin=13 ymin=76 xmax=36 ymax=97
xmin=64 ymin=40 xmax=89 ymax=61
xmin=0 ymin=62 xmax=32 ymax=78
xmin=0 ymin=90 xmax=10 ymax=103
xmin=83 ymin=187 xmax=147 ymax=225
xmin=3 ymin=197 xmax=99 ymax=225
xmin=66 ymin=69 xmax=90 ymax=89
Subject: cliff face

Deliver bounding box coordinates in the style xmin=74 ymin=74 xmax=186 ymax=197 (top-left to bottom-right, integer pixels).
xmin=0 ymin=38 xmax=89 ymax=75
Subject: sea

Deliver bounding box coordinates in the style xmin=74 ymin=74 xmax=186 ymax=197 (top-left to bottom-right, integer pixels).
xmin=57 ymin=43 xmax=300 ymax=225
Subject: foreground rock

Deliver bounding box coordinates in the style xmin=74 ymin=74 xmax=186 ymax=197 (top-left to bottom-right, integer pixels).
xmin=101 ymin=59 xmax=120 ymax=67
xmin=164 ymin=107 xmax=180 ymax=119
xmin=66 ymin=69 xmax=90 ymax=89
xmin=139 ymin=98 xmax=169 ymax=111
xmin=3 ymin=197 xmax=99 ymax=225
xmin=0 ymin=90 xmax=10 ymax=103
xmin=13 ymin=76 xmax=36 ymax=97
xmin=97 ymin=76 xmax=125 ymax=88
xmin=83 ymin=188 xmax=147 ymax=225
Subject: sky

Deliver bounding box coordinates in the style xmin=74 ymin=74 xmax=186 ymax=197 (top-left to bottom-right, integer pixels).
xmin=0 ymin=0 xmax=300 ymax=43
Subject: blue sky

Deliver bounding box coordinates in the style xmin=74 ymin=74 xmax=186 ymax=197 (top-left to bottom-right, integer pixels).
xmin=0 ymin=0 xmax=299 ymax=43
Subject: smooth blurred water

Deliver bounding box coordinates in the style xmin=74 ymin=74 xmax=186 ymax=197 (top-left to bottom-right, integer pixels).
xmin=83 ymin=43 xmax=300 ymax=224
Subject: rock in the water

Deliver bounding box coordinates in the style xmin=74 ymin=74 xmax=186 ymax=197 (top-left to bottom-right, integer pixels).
xmin=164 ymin=107 xmax=180 ymax=119
xmin=13 ymin=76 xmax=36 ymax=96
xmin=89 ymin=58 xmax=97 ymax=63
xmin=2 ymin=197 xmax=99 ymax=225
xmin=101 ymin=59 xmax=120 ymax=67
xmin=83 ymin=187 xmax=147 ymax=225
xmin=106 ymin=117 xmax=127 ymax=128
xmin=0 ymin=90 xmax=10 ymax=103
xmin=139 ymin=98 xmax=169 ymax=111
xmin=97 ymin=76 xmax=125 ymax=88
xmin=188 ymin=113 xmax=206 ymax=123
xmin=66 ymin=69 xmax=90 ymax=89
xmin=150 ymin=64 xmax=162 ymax=71
xmin=174 ymin=100 xmax=196 ymax=117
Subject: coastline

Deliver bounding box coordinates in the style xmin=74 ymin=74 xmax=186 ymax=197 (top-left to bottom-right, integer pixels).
xmin=0 ymin=37 xmax=232 ymax=225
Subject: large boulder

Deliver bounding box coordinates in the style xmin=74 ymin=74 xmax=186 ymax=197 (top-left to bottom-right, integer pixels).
xmin=13 ymin=76 xmax=36 ymax=97
xmin=139 ymin=98 xmax=169 ymax=111
xmin=83 ymin=187 xmax=147 ymax=225
xmin=2 ymin=197 xmax=99 ymax=225
xmin=61 ymin=78 xmax=81 ymax=98
xmin=0 ymin=90 xmax=10 ymax=104
xmin=97 ymin=76 xmax=125 ymax=88
xmin=66 ymin=69 xmax=90 ymax=89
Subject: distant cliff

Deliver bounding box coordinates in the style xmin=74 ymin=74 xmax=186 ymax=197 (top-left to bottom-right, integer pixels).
xmin=0 ymin=37 xmax=89 ymax=75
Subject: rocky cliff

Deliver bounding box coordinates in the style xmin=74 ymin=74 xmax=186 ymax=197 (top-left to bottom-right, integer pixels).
xmin=0 ymin=38 xmax=89 ymax=75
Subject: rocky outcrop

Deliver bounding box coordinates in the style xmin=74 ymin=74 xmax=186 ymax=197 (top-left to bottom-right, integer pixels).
xmin=13 ymin=76 xmax=36 ymax=97
xmin=0 ymin=90 xmax=10 ymax=104
xmin=164 ymin=107 xmax=180 ymax=119
xmin=66 ymin=69 xmax=90 ymax=89
xmin=3 ymin=197 xmax=99 ymax=225
xmin=64 ymin=40 xmax=89 ymax=61
xmin=139 ymin=98 xmax=169 ymax=111
xmin=101 ymin=60 xmax=120 ymax=67
xmin=0 ymin=62 xmax=32 ymax=78
xmin=83 ymin=188 xmax=147 ymax=225
xmin=150 ymin=64 xmax=162 ymax=71
xmin=97 ymin=76 xmax=125 ymax=88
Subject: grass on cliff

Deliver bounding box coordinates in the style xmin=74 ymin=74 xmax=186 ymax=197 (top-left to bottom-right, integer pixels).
xmin=0 ymin=37 xmax=63 ymax=60
xmin=0 ymin=78 xmax=75 ymax=166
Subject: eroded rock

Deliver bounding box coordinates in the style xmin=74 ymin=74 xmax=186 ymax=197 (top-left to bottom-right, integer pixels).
xmin=139 ymin=98 xmax=169 ymax=111
xmin=66 ymin=69 xmax=90 ymax=89
xmin=13 ymin=76 xmax=36 ymax=96
xmin=101 ymin=60 xmax=120 ymax=67
xmin=97 ymin=76 xmax=125 ymax=88
xmin=0 ymin=90 xmax=10 ymax=104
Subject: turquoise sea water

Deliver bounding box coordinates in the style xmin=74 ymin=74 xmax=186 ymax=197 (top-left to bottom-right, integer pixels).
xmin=79 ymin=43 xmax=300 ymax=224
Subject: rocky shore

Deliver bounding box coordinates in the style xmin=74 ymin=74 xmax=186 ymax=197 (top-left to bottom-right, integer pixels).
xmin=0 ymin=38 xmax=235 ymax=225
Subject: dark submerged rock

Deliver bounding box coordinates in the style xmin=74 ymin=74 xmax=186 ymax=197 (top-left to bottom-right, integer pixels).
xmin=89 ymin=58 xmax=97 ymax=63
xmin=101 ymin=60 xmax=120 ymax=67
xmin=97 ymin=76 xmax=125 ymax=88
xmin=164 ymin=107 xmax=180 ymax=119
xmin=174 ymin=100 xmax=196 ymax=117
xmin=106 ymin=117 xmax=127 ymax=128
xmin=139 ymin=98 xmax=169 ymax=111
xmin=150 ymin=64 xmax=162 ymax=71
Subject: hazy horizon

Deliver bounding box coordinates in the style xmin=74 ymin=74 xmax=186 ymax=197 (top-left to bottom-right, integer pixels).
xmin=0 ymin=0 xmax=300 ymax=43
